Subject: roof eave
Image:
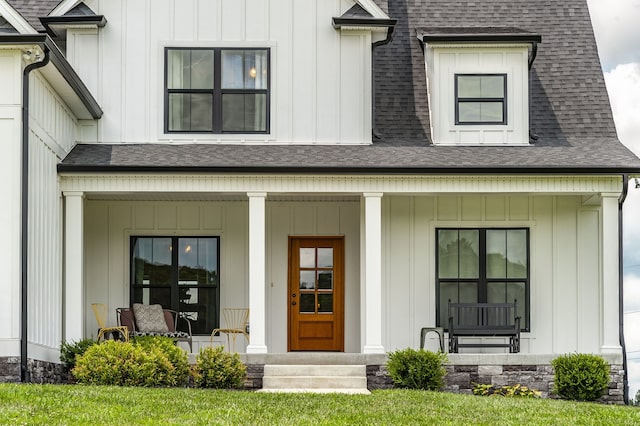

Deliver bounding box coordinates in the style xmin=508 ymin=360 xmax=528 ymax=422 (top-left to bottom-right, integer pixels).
xmin=0 ymin=34 xmax=102 ymax=119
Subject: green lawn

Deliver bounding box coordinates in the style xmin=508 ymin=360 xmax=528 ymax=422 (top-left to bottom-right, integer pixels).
xmin=1 ymin=384 xmax=639 ymax=425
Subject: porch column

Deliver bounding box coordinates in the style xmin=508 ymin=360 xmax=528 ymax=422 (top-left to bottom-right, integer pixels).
xmin=64 ymin=191 xmax=85 ymax=342
xmin=362 ymin=193 xmax=385 ymax=354
xmin=601 ymin=193 xmax=622 ymax=353
xmin=246 ymin=192 xmax=268 ymax=354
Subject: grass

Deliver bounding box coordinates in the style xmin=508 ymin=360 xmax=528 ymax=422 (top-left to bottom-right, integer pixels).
xmin=1 ymin=384 xmax=640 ymax=425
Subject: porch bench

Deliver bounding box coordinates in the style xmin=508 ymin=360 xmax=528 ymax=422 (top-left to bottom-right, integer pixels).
xmin=117 ymin=306 xmax=193 ymax=352
xmin=447 ymin=301 xmax=521 ymax=353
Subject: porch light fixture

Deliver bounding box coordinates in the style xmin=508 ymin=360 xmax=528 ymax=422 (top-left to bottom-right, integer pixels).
xmin=635 ymin=178 xmax=640 ymax=189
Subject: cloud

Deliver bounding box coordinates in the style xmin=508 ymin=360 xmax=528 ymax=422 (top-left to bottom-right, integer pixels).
xmin=605 ymin=63 xmax=640 ymax=156
xmin=588 ymin=0 xmax=640 ymax=70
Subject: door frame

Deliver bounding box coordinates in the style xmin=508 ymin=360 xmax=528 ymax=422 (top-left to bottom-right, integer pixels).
xmin=287 ymin=236 xmax=345 ymax=352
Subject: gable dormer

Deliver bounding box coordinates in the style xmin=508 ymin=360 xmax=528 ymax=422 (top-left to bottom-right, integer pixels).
xmin=417 ymin=28 xmax=541 ymax=145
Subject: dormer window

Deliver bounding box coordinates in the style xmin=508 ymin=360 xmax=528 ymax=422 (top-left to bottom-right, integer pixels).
xmin=417 ymin=28 xmax=540 ymax=145
xmin=455 ymin=74 xmax=507 ymax=125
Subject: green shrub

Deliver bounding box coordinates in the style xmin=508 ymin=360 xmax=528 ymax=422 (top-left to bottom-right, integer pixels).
xmin=194 ymin=346 xmax=246 ymax=389
xmin=60 ymin=338 xmax=97 ymax=370
xmin=72 ymin=339 xmax=189 ymax=387
xmin=551 ymin=353 xmax=610 ymax=401
xmin=473 ymin=383 xmax=541 ymax=398
xmin=386 ymin=348 xmax=447 ymax=390
xmin=131 ymin=336 xmax=190 ymax=386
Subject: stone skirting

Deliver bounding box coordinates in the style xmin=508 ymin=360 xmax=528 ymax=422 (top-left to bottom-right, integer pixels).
xmin=0 ymin=357 xmax=20 ymax=383
xmin=366 ymin=361 xmax=625 ymax=404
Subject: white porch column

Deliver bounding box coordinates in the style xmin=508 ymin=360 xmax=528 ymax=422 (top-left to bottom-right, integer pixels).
xmin=601 ymin=193 xmax=622 ymax=353
xmin=246 ymin=192 xmax=268 ymax=354
xmin=361 ymin=193 xmax=385 ymax=354
xmin=64 ymin=191 xmax=85 ymax=342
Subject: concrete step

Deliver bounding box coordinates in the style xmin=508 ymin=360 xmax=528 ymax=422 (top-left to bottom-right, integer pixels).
xmin=260 ymin=364 xmax=370 ymax=394
xmin=264 ymin=364 xmax=365 ymax=377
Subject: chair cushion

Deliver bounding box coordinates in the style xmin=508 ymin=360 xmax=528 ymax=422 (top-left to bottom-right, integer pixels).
xmin=132 ymin=303 xmax=169 ymax=333
xmin=130 ymin=331 xmax=190 ymax=339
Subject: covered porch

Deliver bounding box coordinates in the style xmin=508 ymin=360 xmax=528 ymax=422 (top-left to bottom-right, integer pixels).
xmin=59 ymin=172 xmax=624 ymax=359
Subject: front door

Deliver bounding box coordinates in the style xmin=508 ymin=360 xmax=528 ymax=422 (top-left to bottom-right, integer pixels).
xmin=288 ymin=236 xmax=344 ymax=351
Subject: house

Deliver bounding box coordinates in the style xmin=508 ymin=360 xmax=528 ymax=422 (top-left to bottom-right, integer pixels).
xmin=0 ymin=0 xmax=638 ymax=401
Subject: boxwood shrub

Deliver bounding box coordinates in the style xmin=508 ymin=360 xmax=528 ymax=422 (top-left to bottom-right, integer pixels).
xmin=551 ymin=353 xmax=610 ymax=401
xmin=72 ymin=337 xmax=190 ymax=387
xmin=386 ymin=348 xmax=447 ymax=390
xmin=193 ymin=346 xmax=246 ymax=389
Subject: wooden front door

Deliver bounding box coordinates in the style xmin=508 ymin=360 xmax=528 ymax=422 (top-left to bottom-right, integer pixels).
xmin=288 ymin=236 xmax=344 ymax=351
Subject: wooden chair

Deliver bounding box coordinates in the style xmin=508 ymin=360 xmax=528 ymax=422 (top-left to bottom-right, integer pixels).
xmin=211 ymin=308 xmax=249 ymax=352
xmin=91 ymin=303 xmax=129 ymax=342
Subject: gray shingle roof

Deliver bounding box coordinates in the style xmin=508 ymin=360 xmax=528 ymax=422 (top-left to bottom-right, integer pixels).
xmin=6 ymin=0 xmax=62 ymax=31
xmin=57 ymin=0 xmax=640 ymax=173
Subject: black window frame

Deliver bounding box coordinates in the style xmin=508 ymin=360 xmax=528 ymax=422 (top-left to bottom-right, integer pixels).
xmin=454 ymin=73 xmax=507 ymax=125
xmin=435 ymin=228 xmax=530 ymax=332
xmin=130 ymin=236 xmax=221 ymax=335
xmin=164 ymin=47 xmax=271 ymax=134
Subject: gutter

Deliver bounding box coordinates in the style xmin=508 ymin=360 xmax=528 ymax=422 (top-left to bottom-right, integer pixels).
xmin=21 ymin=47 xmax=51 ymax=383
xmin=618 ymin=174 xmax=629 ymax=404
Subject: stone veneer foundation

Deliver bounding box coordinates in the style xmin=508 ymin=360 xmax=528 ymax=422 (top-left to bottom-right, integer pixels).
xmin=0 ymin=352 xmax=625 ymax=404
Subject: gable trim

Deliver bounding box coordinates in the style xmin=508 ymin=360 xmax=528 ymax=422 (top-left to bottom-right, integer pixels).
xmin=49 ymin=0 xmax=81 ymax=17
xmin=355 ymin=0 xmax=389 ymax=19
xmin=0 ymin=0 xmax=37 ymax=34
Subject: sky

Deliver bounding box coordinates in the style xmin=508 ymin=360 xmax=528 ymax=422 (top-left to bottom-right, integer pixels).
xmin=587 ymin=0 xmax=640 ymax=402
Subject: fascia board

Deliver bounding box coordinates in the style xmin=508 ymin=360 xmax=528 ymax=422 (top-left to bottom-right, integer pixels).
xmin=0 ymin=0 xmax=37 ymax=34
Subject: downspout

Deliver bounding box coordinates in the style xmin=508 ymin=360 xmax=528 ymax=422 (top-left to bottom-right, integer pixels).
xmin=21 ymin=46 xmax=50 ymax=383
xmin=618 ymin=174 xmax=630 ymax=404
xmin=372 ymin=25 xmax=396 ymax=139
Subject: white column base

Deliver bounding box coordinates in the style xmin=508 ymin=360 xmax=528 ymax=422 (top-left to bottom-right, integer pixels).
xmin=363 ymin=345 xmax=386 ymax=354
xmin=600 ymin=345 xmax=623 ymax=354
xmin=246 ymin=344 xmax=269 ymax=354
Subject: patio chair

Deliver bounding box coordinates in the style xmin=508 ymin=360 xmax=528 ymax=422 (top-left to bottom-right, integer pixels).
xmin=211 ymin=308 xmax=249 ymax=352
xmin=117 ymin=305 xmax=193 ymax=352
xmin=91 ymin=303 xmax=129 ymax=342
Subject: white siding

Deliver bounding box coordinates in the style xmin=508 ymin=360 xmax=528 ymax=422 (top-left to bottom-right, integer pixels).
xmin=80 ymin=0 xmax=373 ymax=144
xmin=383 ymin=195 xmax=604 ymax=355
xmin=27 ymin=72 xmax=78 ymax=359
xmin=0 ymin=50 xmax=22 ymax=355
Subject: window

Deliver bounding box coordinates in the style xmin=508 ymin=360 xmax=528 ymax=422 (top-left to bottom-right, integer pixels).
xmin=131 ymin=236 xmax=220 ymax=335
xmin=455 ymin=74 xmax=507 ymax=125
xmin=165 ymin=48 xmax=269 ymax=133
xmin=436 ymin=228 xmax=529 ymax=330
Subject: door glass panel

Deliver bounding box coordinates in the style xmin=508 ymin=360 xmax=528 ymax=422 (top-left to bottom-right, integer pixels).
xmin=318 ymin=294 xmax=333 ymax=313
xmin=300 ymin=248 xmax=315 ymax=268
xmin=317 ymin=248 xmax=333 ymax=268
xmin=317 ymin=271 xmax=333 ymax=290
xmin=299 ymin=294 xmax=315 ymax=313
xmin=299 ymin=271 xmax=315 ymax=290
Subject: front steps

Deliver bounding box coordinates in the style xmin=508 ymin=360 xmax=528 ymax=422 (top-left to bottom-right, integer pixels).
xmin=259 ymin=364 xmax=370 ymax=394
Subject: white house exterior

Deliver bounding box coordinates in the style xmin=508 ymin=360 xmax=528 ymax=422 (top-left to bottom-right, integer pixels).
xmin=1 ymin=0 xmax=639 ymax=401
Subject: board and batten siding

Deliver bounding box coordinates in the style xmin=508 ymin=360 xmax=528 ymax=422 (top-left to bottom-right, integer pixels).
xmin=383 ymin=195 xmax=603 ymax=355
xmin=75 ymin=0 xmax=372 ymax=145
xmin=83 ymin=199 xmax=361 ymax=353
xmin=27 ymin=71 xmax=78 ymax=360
xmin=0 ymin=50 xmax=23 ymax=356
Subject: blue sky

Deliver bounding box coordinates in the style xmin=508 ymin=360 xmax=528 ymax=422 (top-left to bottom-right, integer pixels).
xmin=587 ymin=0 xmax=640 ymax=401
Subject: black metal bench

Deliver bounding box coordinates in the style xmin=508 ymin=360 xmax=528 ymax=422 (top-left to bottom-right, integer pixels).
xmin=448 ymin=301 xmax=521 ymax=353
